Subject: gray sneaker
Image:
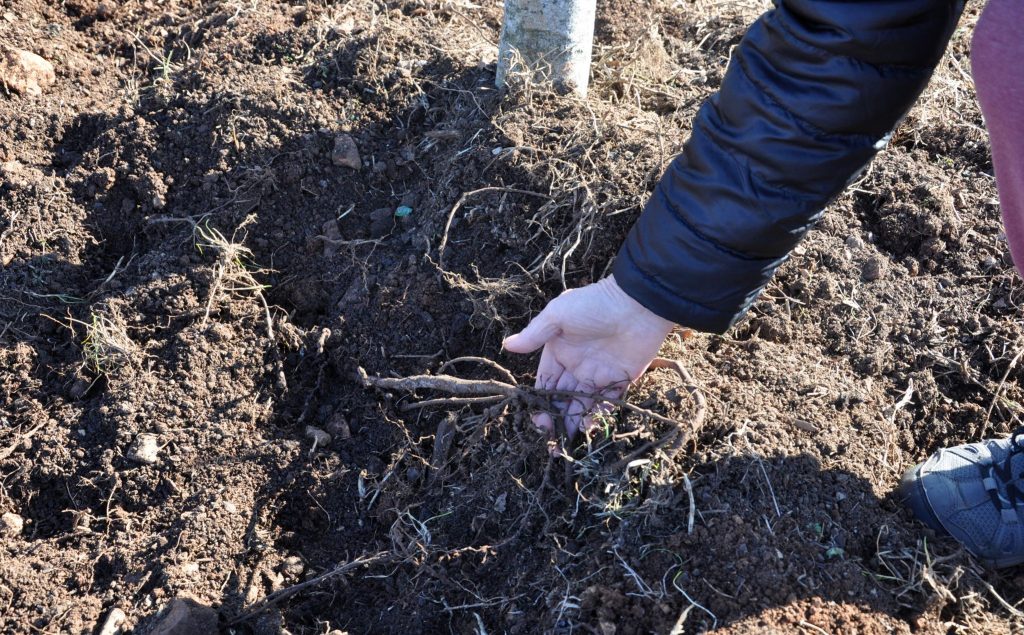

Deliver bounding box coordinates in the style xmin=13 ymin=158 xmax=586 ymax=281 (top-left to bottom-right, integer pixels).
xmin=898 ymin=428 xmax=1024 ymax=568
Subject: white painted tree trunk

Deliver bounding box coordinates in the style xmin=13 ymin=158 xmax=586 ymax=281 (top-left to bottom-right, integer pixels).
xmin=496 ymin=0 xmax=597 ymax=97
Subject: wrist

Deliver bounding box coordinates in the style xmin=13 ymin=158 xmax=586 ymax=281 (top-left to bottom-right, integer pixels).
xmin=602 ymin=275 xmax=675 ymax=334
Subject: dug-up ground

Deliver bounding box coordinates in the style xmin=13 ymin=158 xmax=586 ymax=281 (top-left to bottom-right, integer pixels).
xmin=2 ymin=0 xmax=1023 ymax=633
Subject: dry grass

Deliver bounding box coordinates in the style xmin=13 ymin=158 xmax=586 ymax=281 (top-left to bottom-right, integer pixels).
xmin=194 ymin=219 xmax=275 ymax=341
xmin=81 ymin=308 xmax=137 ymax=375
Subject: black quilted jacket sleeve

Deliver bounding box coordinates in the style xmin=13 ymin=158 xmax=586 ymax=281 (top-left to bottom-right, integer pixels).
xmin=612 ymin=0 xmax=965 ymax=333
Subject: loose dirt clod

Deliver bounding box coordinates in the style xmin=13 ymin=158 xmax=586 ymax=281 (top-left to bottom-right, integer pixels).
xmin=305 ymin=426 xmax=331 ymax=448
xmin=862 ymin=255 xmax=888 ymax=281
xmin=279 ymin=556 xmax=304 ymax=579
xmin=326 ymin=412 xmax=351 ymax=439
xmin=127 ymin=433 xmax=160 ymax=465
xmin=0 ymin=160 xmax=42 ymax=189
xmin=95 ymin=1 xmax=116 ymax=20
xmin=0 ymin=512 xmax=23 ymax=535
xmin=0 ymin=44 xmax=54 ymax=96
xmin=149 ymin=598 xmax=218 ymax=635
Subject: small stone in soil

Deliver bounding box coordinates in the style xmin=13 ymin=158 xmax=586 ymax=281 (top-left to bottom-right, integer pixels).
xmin=127 ymin=433 xmax=161 ymax=465
xmin=326 ymin=412 xmax=351 ymax=439
xmin=331 ymin=134 xmax=361 ymax=169
xmin=1 ymin=512 xmax=24 ymax=535
xmin=0 ymin=45 xmax=55 ymax=96
xmin=96 ymin=607 xmax=126 ymax=635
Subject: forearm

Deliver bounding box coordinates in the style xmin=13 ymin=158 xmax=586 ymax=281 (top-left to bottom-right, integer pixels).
xmin=614 ymin=0 xmax=965 ymax=333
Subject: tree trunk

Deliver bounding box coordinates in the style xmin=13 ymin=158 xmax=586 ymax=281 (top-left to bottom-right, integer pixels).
xmin=496 ymin=0 xmax=597 ymax=97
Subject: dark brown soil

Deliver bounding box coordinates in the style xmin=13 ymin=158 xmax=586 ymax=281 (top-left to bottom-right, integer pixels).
xmin=2 ymin=1 xmax=1022 ymax=633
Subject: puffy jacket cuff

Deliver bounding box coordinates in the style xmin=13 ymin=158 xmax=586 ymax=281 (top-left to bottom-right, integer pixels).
xmin=612 ymin=248 xmax=741 ymax=334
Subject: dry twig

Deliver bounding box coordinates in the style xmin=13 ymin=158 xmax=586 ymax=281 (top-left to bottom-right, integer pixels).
xmin=230 ymin=551 xmax=394 ymax=625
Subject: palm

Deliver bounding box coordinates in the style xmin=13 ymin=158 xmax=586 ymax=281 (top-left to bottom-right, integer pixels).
xmin=503 ymin=277 xmax=673 ymax=441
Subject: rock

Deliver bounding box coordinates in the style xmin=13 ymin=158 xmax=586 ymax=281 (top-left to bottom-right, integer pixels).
xmin=305 ymin=426 xmax=331 ymax=447
xmin=791 ymin=419 xmax=818 ymax=433
xmin=97 ymin=607 xmax=126 ymax=635
xmin=598 ymin=620 xmax=617 ymax=635
xmin=127 ymin=433 xmax=161 ymax=465
xmin=0 ymin=45 xmax=55 ymax=96
xmin=326 ymin=412 xmax=351 ymax=439
xmin=331 ymin=134 xmax=361 ymax=169
xmin=1 ymin=512 xmax=24 ymax=535
xmin=150 ymin=598 xmax=218 ymax=635
xmin=861 ymin=255 xmax=888 ymax=282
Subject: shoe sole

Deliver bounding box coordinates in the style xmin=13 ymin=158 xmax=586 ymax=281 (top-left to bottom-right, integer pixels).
xmin=897 ymin=462 xmax=948 ymax=535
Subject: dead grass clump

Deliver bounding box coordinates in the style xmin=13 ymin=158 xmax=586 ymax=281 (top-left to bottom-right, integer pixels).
xmin=873 ymin=525 xmax=1024 ymax=632
xmin=195 ymin=219 xmax=275 ymax=341
xmin=81 ymin=308 xmax=137 ymax=375
xmin=440 ymin=265 xmax=539 ymax=336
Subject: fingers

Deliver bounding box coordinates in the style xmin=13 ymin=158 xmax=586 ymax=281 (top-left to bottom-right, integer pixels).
xmin=547 ymin=372 xmax=578 ymax=455
xmin=502 ymin=307 xmax=560 ymax=354
xmin=580 ymin=384 xmax=626 ymax=434
xmin=564 ymin=380 xmax=595 ymax=439
xmin=535 ymin=345 xmax=563 ymax=390
xmin=532 ymin=411 xmax=553 ymax=434
xmin=530 ymin=345 xmax=564 ymax=434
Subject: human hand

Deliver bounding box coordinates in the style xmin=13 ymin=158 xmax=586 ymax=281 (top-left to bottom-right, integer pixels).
xmin=503 ymin=275 xmax=674 ymax=443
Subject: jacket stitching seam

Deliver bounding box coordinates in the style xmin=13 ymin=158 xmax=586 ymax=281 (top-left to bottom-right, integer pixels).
xmin=620 ymin=245 xmax=724 ymax=315
xmin=694 ymin=114 xmax=812 ymax=205
xmin=649 ymin=180 xmax=767 ymax=262
xmin=766 ymin=8 xmax=939 ymax=74
xmin=732 ymin=52 xmax=879 ymax=147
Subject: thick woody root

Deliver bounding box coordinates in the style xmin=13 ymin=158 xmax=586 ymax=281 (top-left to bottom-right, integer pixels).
xmin=358 ymin=357 xmax=706 ymax=468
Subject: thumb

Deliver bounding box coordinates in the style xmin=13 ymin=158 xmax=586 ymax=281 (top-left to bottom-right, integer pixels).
xmin=503 ymin=310 xmax=560 ymax=354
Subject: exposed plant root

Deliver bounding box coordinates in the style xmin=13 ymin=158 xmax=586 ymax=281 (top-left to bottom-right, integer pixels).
xmin=297 ymin=328 xmax=331 ymax=424
xmin=358 ymin=368 xmax=519 ymax=398
xmin=0 ymin=420 xmax=46 ymax=462
xmin=230 ymin=551 xmax=394 ymax=625
xmin=401 ymin=394 xmax=510 ymax=412
xmin=436 ymin=186 xmax=553 ymax=269
xmin=359 ymin=356 xmax=706 ymax=467
xmin=606 ymin=358 xmax=706 ymax=472
xmin=437 ymin=356 xmax=517 ymax=384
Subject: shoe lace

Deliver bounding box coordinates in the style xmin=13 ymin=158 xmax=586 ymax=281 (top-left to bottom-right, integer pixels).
xmin=990 ymin=426 xmax=1024 ymax=509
